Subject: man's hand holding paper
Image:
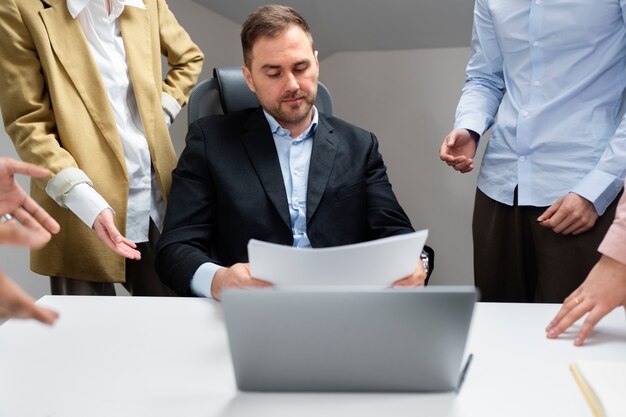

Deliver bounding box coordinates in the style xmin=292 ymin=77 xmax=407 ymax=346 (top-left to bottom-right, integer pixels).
xmin=209 ymin=231 xmax=429 ymax=300
xmin=211 ymin=263 xmax=272 ymax=300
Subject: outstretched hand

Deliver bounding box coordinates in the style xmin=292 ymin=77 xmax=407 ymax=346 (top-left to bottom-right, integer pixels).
xmin=0 ymin=157 xmax=59 ymax=324
xmin=93 ymin=209 xmax=141 ymax=260
xmin=0 ymin=157 xmax=60 ymax=249
xmin=0 ymin=270 xmax=58 ymax=325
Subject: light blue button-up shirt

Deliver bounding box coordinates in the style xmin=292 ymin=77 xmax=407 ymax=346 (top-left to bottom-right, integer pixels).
xmin=265 ymin=108 xmax=318 ymax=248
xmin=455 ymin=0 xmax=626 ymax=215
xmin=190 ymin=107 xmax=318 ymax=297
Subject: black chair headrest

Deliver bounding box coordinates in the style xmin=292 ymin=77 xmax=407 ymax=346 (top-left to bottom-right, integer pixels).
xmin=214 ymin=67 xmax=259 ymax=114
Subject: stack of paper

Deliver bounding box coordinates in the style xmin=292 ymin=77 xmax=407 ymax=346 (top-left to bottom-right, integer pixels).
xmin=248 ymin=229 xmax=428 ymax=287
xmin=570 ymin=360 xmax=626 ymax=417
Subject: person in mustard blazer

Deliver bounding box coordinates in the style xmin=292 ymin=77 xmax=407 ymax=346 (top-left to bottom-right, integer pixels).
xmin=0 ymin=0 xmax=203 ymax=295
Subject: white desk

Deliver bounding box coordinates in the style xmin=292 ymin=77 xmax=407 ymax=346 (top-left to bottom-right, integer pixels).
xmin=0 ymin=296 xmax=624 ymax=417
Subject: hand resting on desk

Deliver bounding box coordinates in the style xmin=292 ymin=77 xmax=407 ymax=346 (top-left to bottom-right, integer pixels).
xmin=546 ymin=255 xmax=626 ymax=346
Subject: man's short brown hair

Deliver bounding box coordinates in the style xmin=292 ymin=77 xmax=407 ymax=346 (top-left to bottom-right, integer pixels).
xmin=241 ymin=5 xmax=314 ymax=67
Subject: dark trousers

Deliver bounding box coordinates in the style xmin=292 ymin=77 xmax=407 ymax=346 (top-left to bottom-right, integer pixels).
xmin=472 ymin=188 xmax=619 ymax=303
xmin=50 ymin=220 xmax=174 ymax=296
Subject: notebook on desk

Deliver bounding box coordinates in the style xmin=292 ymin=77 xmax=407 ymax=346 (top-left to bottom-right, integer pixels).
xmin=221 ymin=286 xmax=478 ymax=392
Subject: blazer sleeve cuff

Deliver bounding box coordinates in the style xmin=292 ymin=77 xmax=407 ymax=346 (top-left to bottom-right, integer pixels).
xmin=45 ymin=167 xmax=93 ymax=207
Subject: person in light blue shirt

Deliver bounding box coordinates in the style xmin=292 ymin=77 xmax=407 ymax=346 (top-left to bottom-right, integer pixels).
xmin=440 ymin=0 xmax=626 ymax=303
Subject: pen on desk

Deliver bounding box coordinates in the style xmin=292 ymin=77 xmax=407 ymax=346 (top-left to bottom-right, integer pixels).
xmin=456 ymin=353 xmax=474 ymax=394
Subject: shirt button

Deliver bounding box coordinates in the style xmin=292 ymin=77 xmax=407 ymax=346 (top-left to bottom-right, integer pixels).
xmin=532 ymin=41 xmax=540 ymax=47
xmin=522 ymin=110 xmax=529 ymax=117
xmin=535 ymin=0 xmax=542 ymax=4
xmin=293 ymin=200 xmax=300 ymax=208
xmin=143 ymin=177 xmax=150 ymax=184
xmin=533 ymin=80 xmax=541 ymax=87
xmin=519 ymin=156 xmax=526 ymax=161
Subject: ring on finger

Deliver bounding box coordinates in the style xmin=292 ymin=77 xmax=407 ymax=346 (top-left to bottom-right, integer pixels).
xmin=0 ymin=213 xmax=14 ymax=223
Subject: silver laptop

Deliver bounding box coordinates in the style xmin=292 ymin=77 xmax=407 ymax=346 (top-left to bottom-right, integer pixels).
xmin=221 ymin=287 xmax=478 ymax=392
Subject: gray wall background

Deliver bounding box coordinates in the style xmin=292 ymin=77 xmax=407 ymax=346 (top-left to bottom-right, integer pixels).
xmin=0 ymin=0 xmax=478 ymax=298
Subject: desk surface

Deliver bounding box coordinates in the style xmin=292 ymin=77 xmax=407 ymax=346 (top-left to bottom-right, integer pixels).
xmin=0 ymin=295 xmax=624 ymax=417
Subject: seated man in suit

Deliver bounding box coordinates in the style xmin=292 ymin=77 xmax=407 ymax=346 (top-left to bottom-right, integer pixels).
xmin=156 ymin=4 xmax=431 ymax=299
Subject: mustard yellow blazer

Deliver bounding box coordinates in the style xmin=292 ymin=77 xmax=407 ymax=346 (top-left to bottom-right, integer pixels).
xmin=0 ymin=0 xmax=203 ymax=282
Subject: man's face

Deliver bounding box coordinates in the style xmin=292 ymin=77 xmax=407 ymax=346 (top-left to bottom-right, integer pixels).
xmin=243 ymin=25 xmax=319 ymax=136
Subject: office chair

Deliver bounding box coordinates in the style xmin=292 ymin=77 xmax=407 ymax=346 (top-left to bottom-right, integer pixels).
xmin=188 ymin=67 xmax=334 ymax=124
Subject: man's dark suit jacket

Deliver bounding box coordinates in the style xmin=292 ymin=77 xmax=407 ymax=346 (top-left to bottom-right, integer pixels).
xmin=156 ymin=107 xmax=421 ymax=296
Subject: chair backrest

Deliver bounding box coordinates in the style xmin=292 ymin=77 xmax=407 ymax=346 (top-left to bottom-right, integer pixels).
xmin=188 ymin=67 xmax=334 ymax=125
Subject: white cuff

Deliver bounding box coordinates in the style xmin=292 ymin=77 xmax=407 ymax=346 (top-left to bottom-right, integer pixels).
xmin=45 ymin=167 xmax=92 ymax=206
xmin=162 ymin=92 xmax=182 ymax=123
xmin=64 ymin=183 xmax=112 ymax=228
xmin=190 ymin=262 xmax=223 ymax=298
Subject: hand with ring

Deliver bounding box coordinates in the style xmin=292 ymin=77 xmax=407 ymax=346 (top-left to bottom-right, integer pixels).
xmin=0 ymin=157 xmax=60 ymax=249
xmin=545 ymin=255 xmax=626 ymax=345
xmin=0 ymin=157 xmax=60 ymax=325
xmin=0 ymin=213 xmax=13 ymax=223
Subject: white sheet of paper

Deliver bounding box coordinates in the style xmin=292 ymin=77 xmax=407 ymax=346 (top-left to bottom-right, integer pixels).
xmin=248 ymin=229 xmax=428 ymax=287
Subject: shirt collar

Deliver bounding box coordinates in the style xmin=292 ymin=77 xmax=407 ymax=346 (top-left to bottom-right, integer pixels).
xmin=67 ymin=0 xmax=146 ymax=19
xmin=66 ymin=0 xmax=89 ymax=18
xmin=263 ymin=106 xmax=319 ymax=140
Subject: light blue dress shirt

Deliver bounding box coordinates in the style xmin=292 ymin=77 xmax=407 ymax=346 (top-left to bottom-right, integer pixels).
xmin=266 ymin=108 xmax=318 ymax=248
xmin=190 ymin=107 xmax=318 ymax=297
xmin=455 ymin=0 xmax=626 ymax=215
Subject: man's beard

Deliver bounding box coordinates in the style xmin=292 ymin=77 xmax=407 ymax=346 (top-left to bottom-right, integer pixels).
xmin=268 ymin=90 xmax=316 ymax=128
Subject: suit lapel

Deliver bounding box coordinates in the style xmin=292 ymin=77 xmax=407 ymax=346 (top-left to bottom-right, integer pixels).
xmin=119 ymin=3 xmax=157 ymax=149
xmin=39 ymin=0 xmax=126 ymax=169
xmin=240 ymin=110 xmax=292 ymax=230
xmin=306 ymin=117 xmax=337 ymax=223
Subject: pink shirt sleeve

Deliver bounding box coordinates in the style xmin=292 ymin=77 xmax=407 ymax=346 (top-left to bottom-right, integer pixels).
xmin=598 ymin=181 xmax=626 ymax=266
